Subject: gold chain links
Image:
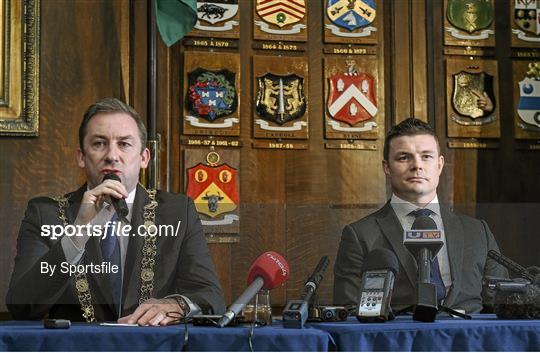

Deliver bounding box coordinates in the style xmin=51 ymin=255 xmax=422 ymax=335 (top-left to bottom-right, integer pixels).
xmin=53 ymin=195 xmax=96 ymax=323
xmin=139 ymin=188 xmax=158 ymax=305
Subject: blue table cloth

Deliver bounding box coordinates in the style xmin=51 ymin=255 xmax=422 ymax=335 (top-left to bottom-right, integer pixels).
xmin=2 ymin=315 xmax=539 ymax=351
xmin=308 ymin=314 xmax=540 ymax=351
xmin=0 ymin=321 xmax=332 ymax=351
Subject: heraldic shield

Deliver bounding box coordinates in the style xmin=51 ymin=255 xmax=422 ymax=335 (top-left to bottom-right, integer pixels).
xmin=255 ymin=0 xmax=306 ymax=28
xmin=447 ymin=0 xmax=494 ymax=34
xmin=186 ymin=68 xmax=238 ymax=122
xmin=256 ymin=73 xmax=306 ymax=125
xmin=518 ymin=78 xmax=540 ymax=128
xmin=186 ymin=162 xmax=239 ymax=218
xmin=452 ymin=71 xmax=495 ymax=119
xmin=514 ymin=0 xmax=540 ymax=36
xmin=326 ymin=0 xmax=376 ymax=32
xmin=197 ymin=1 xmax=239 ymax=25
xmin=327 ymin=71 xmax=377 ymax=126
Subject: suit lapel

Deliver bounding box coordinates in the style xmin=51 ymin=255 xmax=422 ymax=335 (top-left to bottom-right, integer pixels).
xmin=66 ymin=185 xmax=86 ymax=225
xmin=121 ymin=185 xmax=149 ymax=313
xmin=376 ymin=202 xmax=418 ymax=287
xmin=440 ymin=205 xmax=464 ymax=306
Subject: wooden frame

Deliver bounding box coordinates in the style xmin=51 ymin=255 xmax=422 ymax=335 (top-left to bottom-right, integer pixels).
xmin=0 ymin=0 xmax=40 ymax=136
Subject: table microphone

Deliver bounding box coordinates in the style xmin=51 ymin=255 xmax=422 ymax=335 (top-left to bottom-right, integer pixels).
xmin=282 ymin=256 xmax=329 ymax=328
xmin=218 ymin=251 xmax=289 ymax=327
xmin=403 ymin=216 xmax=443 ymax=322
xmin=103 ymin=173 xmax=129 ymax=220
xmin=487 ymin=250 xmax=535 ymax=282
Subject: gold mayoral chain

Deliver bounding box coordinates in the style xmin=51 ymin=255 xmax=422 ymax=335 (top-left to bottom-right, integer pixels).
xmin=53 ymin=185 xmax=158 ymax=323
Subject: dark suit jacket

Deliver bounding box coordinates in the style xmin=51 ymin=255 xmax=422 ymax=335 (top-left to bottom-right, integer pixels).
xmin=333 ymin=202 xmax=508 ymax=313
xmin=6 ymin=185 xmax=226 ymax=321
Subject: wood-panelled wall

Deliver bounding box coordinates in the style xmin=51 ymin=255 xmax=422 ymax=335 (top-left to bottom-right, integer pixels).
xmin=0 ymin=0 xmax=538 ymax=315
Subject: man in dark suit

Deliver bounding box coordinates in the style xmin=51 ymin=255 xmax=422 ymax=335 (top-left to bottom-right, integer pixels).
xmin=7 ymin=98 xmax=225 ymax=325
xmin=334 ymin=118 xmax=507 ymax=313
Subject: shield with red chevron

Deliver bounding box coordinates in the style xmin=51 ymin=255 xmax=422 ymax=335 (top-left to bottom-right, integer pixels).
xmin=256 ymin=0 xmax=306 ymax=28
xmin=327 ymin=71 xmax=377 ymax=126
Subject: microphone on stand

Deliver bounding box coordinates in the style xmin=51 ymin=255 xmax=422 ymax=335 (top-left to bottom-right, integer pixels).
xmin=282 ymin=256 xmax=329 ymax=328
xmin=487 ymin=250 xmax=535 ymax=282
xmin=218 ymin=251 xmax=289 ymax=328
xmin=403 ymin=216 xmax=443 ymax=322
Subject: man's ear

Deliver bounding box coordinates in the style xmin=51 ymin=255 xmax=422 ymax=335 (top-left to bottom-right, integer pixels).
xmin=382 ymin=160 xmax=390 ymax=176
xmin=438 ymin=155 xmax=445 ymax=175
xmin=140 ymin=147 xmax=150 ymax=168
xmin=76 ymin=148 xmax=85 ymax=168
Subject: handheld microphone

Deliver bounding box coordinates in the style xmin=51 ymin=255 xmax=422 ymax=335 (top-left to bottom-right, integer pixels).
xmin=487 ymin=250 xmax=535 ymax=282
xmin=218 ymin=251 xmax=289 ymax=328
xmin=356 ymin=248 xmax=399 ymax=322
xmin=103 ymin=173 xmax=129 ymax=220
xmin=403 ymin=216 xmax=443 ymax=322
xmin=282 ymin=256 xmax=329 ymax=328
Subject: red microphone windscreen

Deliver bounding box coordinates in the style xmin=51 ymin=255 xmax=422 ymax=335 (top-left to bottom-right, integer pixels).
xmin=246 ymin=251 xmax=290 ymax=290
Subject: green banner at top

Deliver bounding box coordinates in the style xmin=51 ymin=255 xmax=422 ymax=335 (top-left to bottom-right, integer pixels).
xmin=155 ymin=0 xmax=197 ymax=47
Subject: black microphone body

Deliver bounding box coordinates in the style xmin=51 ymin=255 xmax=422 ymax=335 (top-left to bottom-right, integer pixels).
xmin=302 ymin=256 xmax=330 ymax=304
xmin=103 ymin=173 xmax=129 ymax=220
xmin=403 ymin=216 xmax=443 ymax=323
xmin=282 ymin=256 xmax=330 ymax=329
xmin=487 ymin=250 xmax=534 ymax=282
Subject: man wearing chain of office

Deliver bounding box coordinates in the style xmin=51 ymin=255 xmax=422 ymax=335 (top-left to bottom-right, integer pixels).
xmin=7 ymin=98 xmax=225 ymax=325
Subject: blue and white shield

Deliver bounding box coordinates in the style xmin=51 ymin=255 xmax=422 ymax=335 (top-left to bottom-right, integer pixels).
xmin=186 ymin=68 xmax=237 ymax=122
xmin=326 ymin=0 xmax=376 ymax=32
xmin=517 ymin=78 xmax=540 ymax=128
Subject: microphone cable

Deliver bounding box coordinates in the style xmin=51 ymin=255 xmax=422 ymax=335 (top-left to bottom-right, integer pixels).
xmin=248 ymin=293 xmax=259 ymax=352
xmin=166 ymin=312 xmax=190 ymax=351
xmin=247 ymin=293 xmax=270 ymax=352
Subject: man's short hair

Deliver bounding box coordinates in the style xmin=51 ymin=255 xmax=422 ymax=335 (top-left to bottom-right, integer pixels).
xmin=383 ymin=118 xmax=440 ymax=161
xmin=79 ymin=97 xmax=148 ymax=153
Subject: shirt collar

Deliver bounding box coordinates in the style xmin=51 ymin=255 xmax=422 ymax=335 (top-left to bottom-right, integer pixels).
xmin=124 ymin=187 xmax=137 ymax=222
xmin=390 ymin=194 xmax=440 ymax=219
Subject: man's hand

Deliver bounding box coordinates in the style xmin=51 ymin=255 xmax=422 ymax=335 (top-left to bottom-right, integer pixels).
xmin=75 ymin=179 xmax=128 ymax=225
xmin=118 ymin=298 xmax=184 ymax=326
xmin=70 ymin=179 xmax=128 ymax=249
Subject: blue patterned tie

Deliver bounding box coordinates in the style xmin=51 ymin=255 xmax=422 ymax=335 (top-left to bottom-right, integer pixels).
xmin=101 ymin=212 xmax=122 ymax=314
xmin=410 ymin=208 xmax=446 ymax=304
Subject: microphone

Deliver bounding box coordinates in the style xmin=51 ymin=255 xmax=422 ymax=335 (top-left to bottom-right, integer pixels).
xmin=356 ymin=248 xmax=399 ymax=322
xmin=403 ymin=216 xmax=443 ymax=322
xmin=487 ymin=250 xmax=535 ymax=282
xmin=302 ymin=256 xmax=329 ymax=303
xmin=103 ymin=173 xmax=129 ymax=220
xmin=282 ymin=256 xmax=329 ymax=328
xmin=218 ymin=251 xmax=289 ymax=327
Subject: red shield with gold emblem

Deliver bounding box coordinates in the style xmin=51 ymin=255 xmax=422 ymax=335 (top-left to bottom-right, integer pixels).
xmin=256 ymin=0 xmax=306 ymax=28
xmin=186 ymin=161 xmax=239 ymax=218
xmin=327 ymin=71 xmax=377 ymax=126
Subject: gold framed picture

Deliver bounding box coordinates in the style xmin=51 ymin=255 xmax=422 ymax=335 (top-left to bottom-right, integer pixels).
xmin=0 ymin=0 xmax=40 ymax=136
